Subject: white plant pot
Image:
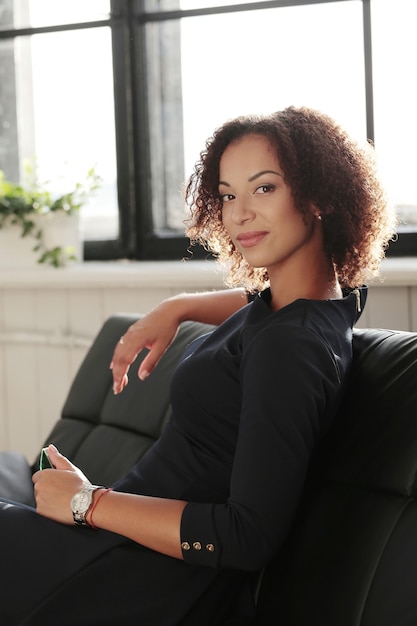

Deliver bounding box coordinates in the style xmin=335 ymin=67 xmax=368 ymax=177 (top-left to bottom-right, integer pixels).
xmin=0 ymin=212 xmax=82 ymax=268
xmin=41 ymin=212 xmax=83 ymax=265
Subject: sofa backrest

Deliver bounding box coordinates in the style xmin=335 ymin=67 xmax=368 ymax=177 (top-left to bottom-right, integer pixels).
xmin=255 ymin=327 xmax=417 ymax=625
xmin=35 ymin=315 xmax=215 ymax=485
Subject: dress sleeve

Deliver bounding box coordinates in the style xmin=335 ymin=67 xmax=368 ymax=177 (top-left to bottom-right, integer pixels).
xmin=180 ymin=325 xmax=342 ymax=570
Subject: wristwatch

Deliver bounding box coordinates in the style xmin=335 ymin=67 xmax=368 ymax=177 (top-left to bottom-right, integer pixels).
xmin=71 ymin=484 xmax=103 ymax=526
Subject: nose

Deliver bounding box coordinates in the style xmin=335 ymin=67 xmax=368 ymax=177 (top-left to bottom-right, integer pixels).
xmin=230 ymin=196 xmax=254 ymax=225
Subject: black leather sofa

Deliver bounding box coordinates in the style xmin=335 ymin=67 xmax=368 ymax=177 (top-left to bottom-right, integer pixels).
xmin=1 ymin=314 xmax=417 ymax=625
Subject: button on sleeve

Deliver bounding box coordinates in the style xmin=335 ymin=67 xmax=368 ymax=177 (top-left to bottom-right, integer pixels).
xmin=180 ymin=503 xmax=220 ymax=567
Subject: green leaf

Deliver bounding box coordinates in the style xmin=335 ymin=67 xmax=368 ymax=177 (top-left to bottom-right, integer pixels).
xmin=0 ymin=159 xmax=101 ymax=267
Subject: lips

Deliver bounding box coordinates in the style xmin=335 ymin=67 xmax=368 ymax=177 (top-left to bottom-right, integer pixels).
xmin=236 ymin=231 xmax=268 ymax=248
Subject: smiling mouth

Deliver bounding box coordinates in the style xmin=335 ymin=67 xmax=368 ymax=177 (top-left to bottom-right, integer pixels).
xmin=236 ymin=231 xmax=268 ymax=248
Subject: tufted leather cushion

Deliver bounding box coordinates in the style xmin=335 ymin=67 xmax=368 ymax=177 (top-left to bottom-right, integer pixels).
xmin=32 ymin=315 xmax=215 ymax=487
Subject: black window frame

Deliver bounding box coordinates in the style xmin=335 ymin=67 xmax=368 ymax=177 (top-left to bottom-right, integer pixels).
xmin=0 ymin=0 xmax=414 ymax=260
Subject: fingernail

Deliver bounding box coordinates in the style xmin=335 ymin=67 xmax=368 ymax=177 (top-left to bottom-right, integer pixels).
xmin=139 ymin=369 xmax=149 ymax=381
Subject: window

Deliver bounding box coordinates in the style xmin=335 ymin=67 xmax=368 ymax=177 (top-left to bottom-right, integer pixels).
xmin=371 ymin=0 xmax=417 ymax=255
xmin=0 ymin=0 xmax=415 ymax=261
xmin=0 ymin=0 xmax=120 ymax=258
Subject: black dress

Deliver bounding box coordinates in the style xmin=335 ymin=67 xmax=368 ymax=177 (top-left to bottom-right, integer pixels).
xmin=0 ymin=287 xmax=366 ymax=625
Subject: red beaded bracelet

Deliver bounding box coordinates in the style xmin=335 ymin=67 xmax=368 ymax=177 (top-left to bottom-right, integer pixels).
xmin=87 ymin=487 xmax=112 ymax=529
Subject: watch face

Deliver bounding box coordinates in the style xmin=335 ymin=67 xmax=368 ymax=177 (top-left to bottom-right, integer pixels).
xmin=72 ymin=489 xmax=92 ymax=514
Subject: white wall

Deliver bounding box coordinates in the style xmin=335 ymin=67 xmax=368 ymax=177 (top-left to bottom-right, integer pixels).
xmin=0 ymin=258 xmax=416 ymax=462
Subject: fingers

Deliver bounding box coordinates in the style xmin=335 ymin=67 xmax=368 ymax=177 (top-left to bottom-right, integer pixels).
xmin=45 ymin=444 xmax=73 ymax=471
xmin=137 ymin=341 xmax=168 ymax=381
xmin=33 ymin=444 xmax=90 ymax=499
xmin=112 ymin=341 xmax=163 ymax=393
xmin=110 ymin=310 xmax=180 ymax=394
xmin=32 ymin=457 xmax=88 ymax=524
xmin=113 ymin=373 xmax=129 ymax=396
xmin=111 ymin=351 xmax=134 ymax=394
xmin=110 ymin=326 xmax=144 ymax=394
xmin=110 ymin=323 xmax=149 ymax=392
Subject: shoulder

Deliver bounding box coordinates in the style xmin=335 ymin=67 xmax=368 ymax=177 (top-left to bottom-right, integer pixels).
xmin=242 ymin=322 xmax=336 ymax=370
xmin=241 ymin=303 xmax=353 ymax=385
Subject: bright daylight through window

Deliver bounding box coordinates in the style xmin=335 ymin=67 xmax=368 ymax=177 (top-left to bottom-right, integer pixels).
xmin=0 ymin=0 xmax=416 ymax=260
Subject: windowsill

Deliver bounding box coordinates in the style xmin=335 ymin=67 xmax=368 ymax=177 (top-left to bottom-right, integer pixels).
xmin=0 ymin=259 xmax=227 ymax=289
xmin=0 ymin=257 xmax=416 ymax=289
xmin=367 ymin=257 xmax=417 ymax=287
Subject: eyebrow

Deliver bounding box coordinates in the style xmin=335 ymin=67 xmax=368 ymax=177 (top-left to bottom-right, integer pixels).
xmin=248 ymin=170 xmax=282 ymax=182
xmin=218 ymin=169 xmax=282 ymax=187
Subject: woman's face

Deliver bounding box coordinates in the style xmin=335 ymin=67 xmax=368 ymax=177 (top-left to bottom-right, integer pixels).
xmin=219 ymin=133 xmax=320 ymax=275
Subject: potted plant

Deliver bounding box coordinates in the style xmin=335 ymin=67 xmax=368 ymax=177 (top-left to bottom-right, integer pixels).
xmin=0 ymin=160 xmax=101 ymax=268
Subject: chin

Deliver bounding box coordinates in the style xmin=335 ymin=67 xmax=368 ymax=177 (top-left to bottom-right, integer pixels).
xmin=241 ymin=252 xmax=275 ymax=268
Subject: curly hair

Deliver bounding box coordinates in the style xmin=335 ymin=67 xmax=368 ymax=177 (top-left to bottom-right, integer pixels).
xmin=185 ymin=106 xmax=396 ymax=290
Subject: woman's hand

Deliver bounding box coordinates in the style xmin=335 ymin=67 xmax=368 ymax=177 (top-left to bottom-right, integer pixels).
xmin=32 ymin=444 xmax=90 ymax=525
xmin=110 ymin=300 xmax=182 ymax=394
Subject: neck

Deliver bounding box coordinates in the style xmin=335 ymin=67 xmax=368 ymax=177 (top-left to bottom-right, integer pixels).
xmin=268 ymin=260 xmax=342 ymax=312
xmin=265 ymin=215 xmax=343 ymax=311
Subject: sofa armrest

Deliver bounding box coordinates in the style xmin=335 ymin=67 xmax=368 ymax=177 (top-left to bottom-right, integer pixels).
xmin=0 ymin=451 xmax=34 ymax=506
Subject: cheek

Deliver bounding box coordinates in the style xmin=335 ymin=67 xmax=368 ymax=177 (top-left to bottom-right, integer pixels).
xmin=220 ymin=211 xmax=235 ymax=243
xmin=303 ymin=211 xmax=316 ymax=232
xmin=289 ymin=205 xmax=312 ymax=229
xmin=220 ymin=206 xmax=230 ymax=228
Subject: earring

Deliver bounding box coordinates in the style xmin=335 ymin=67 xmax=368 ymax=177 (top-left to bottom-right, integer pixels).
xmin=315 ymin=213 xmax=322 ymax=221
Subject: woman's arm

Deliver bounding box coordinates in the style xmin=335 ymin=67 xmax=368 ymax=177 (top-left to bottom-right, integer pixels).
xmin=33 ymin=445 xmax=187 ymax=560
xmin=87 ymin=490 xmax=187 ymax=559
xmin=111 ymin=288 xmax=247 ymax=394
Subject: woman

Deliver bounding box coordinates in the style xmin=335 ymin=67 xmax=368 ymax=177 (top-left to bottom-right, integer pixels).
xmin=0 ymin=107 xmax=395 ymax=625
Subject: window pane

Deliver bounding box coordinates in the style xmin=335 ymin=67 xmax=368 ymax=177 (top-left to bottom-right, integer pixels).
xmin=372 ymin=0 xmax=417 ymax=230
xmin=0 ymin=27 xmax=118 ymax=240
xmin=0 ymin=0 xmax=110 ymax=30
xmin=145 ymin=0 xmax=262 ymax=9
xmin=146 ymin=1 xmax=366 ymax=231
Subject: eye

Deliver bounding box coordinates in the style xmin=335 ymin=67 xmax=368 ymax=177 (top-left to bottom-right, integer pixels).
xmin=220 ymin=193 xmax=235 ymax=203
xmin=255 ymin=184 xmax=275 ymax=194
